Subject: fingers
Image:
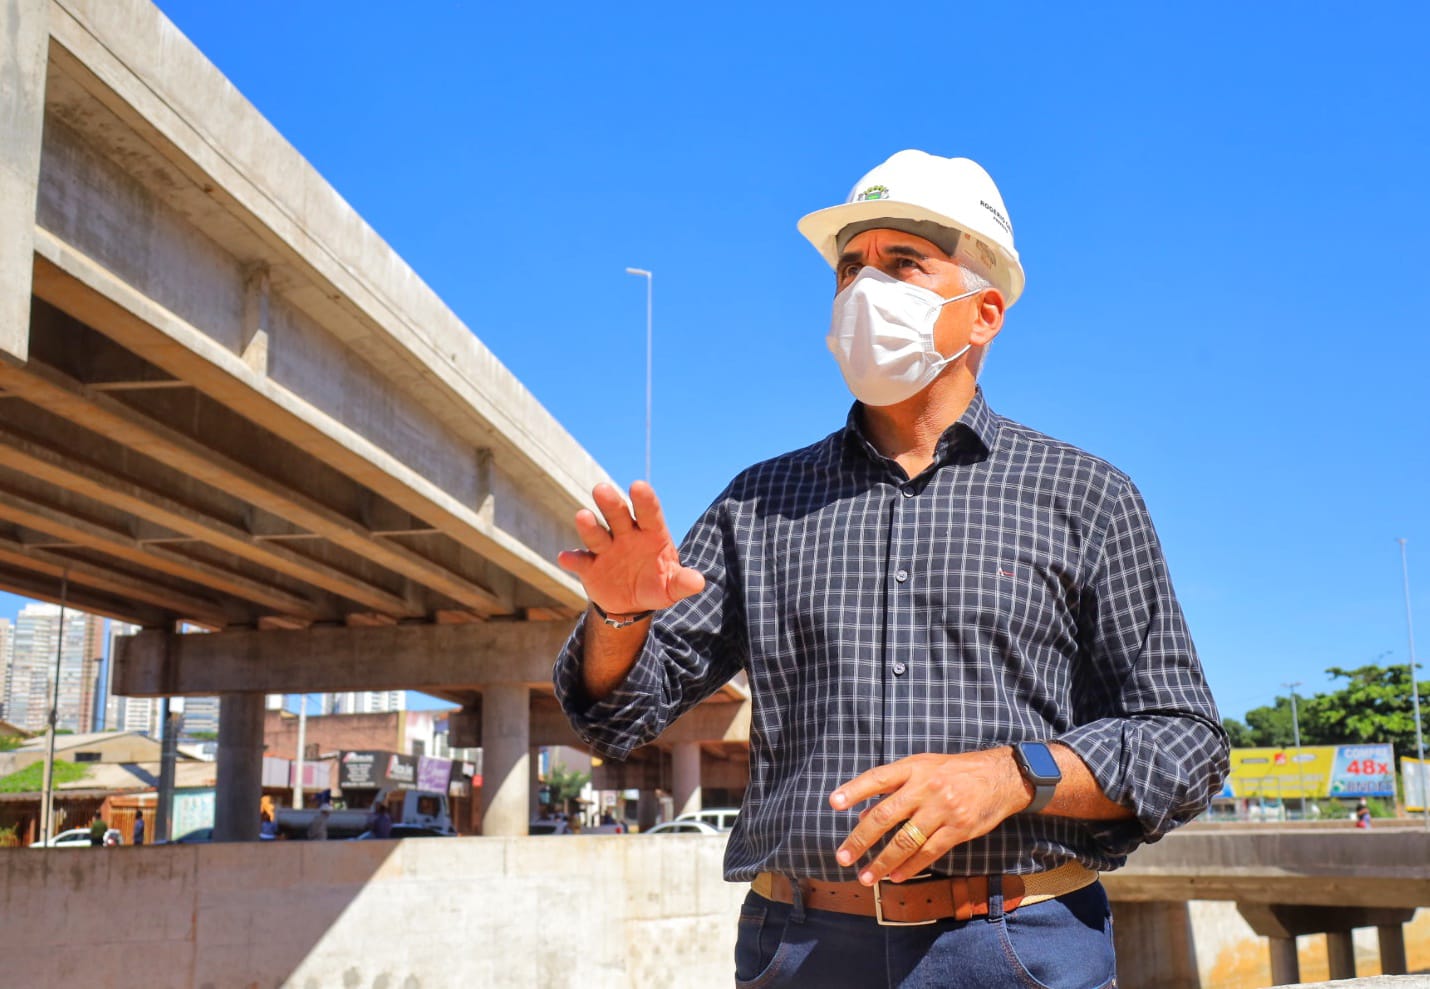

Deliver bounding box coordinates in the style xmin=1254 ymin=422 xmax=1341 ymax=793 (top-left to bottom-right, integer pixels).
xmin=574 ymin=509 xmax=613 ymax=552
xmin=668 ymin=565 xmax=706 ymax=601
xmin=887 ymin=823 xmax=959 ymax=883
xmin=833 ymin=789 xmax=914 ymax=878
xmin=592 ymin=483 xmax=635 ymax=535
xmin=556 ymin=548 xmax=594 ymax=577
xmin=629 ymin=480 xmax=668 ymax=535
xmin=831 ymin=762 xmax=908 ymax=813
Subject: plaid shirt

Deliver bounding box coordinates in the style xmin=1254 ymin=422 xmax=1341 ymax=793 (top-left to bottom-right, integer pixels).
xmin=554 ymin=390 xmax=1229 ymax=881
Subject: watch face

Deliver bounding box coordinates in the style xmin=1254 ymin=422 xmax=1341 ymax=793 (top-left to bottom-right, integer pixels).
xmin=1019 ymin=743 xmax=1060 ymax=781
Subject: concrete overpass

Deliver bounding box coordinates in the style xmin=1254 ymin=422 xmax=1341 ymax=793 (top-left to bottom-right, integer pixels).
xmin=0 ymin=0 xmax=746 ymax=837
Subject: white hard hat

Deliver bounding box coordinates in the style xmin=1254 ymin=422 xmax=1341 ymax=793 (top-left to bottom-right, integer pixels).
xmin=798 ymin=150 xmax=1025 ymax=306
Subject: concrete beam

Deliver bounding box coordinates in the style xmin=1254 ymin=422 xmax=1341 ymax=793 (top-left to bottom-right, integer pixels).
xmin=0 ymin=0 xmax=46 ymax=363
xmin=1104 ymin=827 xmax=1430 ymax=908
xmin=113 ymin=620 xmax=579 ymax=696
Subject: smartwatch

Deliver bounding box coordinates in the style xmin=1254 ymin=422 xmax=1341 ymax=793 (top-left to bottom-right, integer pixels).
xmin=1013 ymin=741 xmax=1062 ymax=814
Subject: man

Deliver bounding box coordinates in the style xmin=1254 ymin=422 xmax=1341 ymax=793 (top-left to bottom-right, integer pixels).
xmin=307 ymin=802 xmax=331 ymax=842
xmin=368 ymin=800 xmax=393 ymax=839
xmin=554 ymin=150 xmax=1228 ymax=987
xmin=132 ymin=809 xmax=145 ymax=846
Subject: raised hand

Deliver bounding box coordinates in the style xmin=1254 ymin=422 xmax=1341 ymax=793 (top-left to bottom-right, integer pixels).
xmin=557 ymin=481 xmax=705 ymax=616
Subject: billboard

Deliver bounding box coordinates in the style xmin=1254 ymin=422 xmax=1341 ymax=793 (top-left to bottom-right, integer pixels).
xmin=1404 ymin=756 xmax=1428 ymax=812
xmin=1223 ymin=744 xmax=1396 ymax=799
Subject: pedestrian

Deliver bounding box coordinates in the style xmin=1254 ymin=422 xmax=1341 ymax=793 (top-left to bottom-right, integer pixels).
xmin=132 ymin=809 xmax=145 ymax=846
xmin=553 ymin=150 xmax=1230 ymax=987
xmin=307 ymin=802 xmax=331 ymax=841
xmin=89 ymin=816 xmax=106 ymax=848
xmin=1355 ymin=798 xmax=1372 ymax=829
xmin=368 ymin=801 xmax=393 ymax=839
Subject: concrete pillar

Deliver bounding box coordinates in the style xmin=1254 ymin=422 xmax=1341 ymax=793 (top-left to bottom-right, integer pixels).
xmin=479 ymin=683 xmax=529 ymax=836
xmin=1377 ymin=924 xmax=1407 ymax=975
xmin=1326 ymin=930 xmax=1356 ymax=981
xmin=672 ymin=741 xmax=702 ymax=819
xmin=213 ymin=694 xmax=264 ymax=842
xmin=1268 ymin=936 xmax=1300 ymax=986
xmin=1111 ymin=901 xmax=1200 ymax=989
xmin=0 ymin=0 xmax=47 ymax=363
xmin=637 ymin=790 xmax=660 ymax=831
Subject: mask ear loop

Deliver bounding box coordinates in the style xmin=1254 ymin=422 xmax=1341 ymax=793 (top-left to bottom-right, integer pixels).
xmin=922 ymin=285 xmax=982 ymax=374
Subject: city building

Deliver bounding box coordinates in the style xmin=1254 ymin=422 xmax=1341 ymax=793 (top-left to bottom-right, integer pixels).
xmin=0 ymin=618 xmax=12 ymax=721
xmin=2 ymin=604 xmax=104 ymax=734
xmin=322 ymin=690 xmax=406 ymax=716
xmin=102 ymin=621 xmax=163 ymax=736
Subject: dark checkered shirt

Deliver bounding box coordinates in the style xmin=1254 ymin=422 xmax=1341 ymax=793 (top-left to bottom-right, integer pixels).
xmin=554 ymin=389 xmax=1229 ymax=881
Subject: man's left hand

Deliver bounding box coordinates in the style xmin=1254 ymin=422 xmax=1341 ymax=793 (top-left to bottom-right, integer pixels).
xmin=830 ymin=749 xmax=1030 ymax=886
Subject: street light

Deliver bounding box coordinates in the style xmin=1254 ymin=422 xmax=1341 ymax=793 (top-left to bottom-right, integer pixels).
xmin=1282 ymin=681 xmax=1305 ymax=815
xmin=1397 ymin=538 xmax=1429 ymax=827
xmin=625 ymin=267 xmax=653 ymax=483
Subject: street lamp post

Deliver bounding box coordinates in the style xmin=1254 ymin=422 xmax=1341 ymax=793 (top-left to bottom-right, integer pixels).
xmin=624 ymin=267 xmax=653 ymax=483
xmin=1397 ymin=538 xmax=1429 ymax=827
xmin=1282 ymin=681 xmax=1305 ymax=816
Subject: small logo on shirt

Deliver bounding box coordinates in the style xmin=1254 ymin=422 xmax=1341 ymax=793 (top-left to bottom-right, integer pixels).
xmin=997 ymin=567 xmax=1016 ymax=578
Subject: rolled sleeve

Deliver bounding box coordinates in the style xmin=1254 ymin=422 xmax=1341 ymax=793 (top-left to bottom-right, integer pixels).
xmin=1060 ymin=478 xmax=1230 ymax=852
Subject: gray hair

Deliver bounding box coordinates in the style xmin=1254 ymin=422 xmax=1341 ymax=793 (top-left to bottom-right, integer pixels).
xmin=956 ymin=263 xmax=995 ymax=378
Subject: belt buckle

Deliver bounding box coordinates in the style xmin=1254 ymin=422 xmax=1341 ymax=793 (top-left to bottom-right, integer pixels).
xmin=873 ymin=873 xmax=937 ymax=927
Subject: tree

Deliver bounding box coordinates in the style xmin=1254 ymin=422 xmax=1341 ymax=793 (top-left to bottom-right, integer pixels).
xmin=1301 ymin=664 xmax=1430 ymax=756
xmin=545 ymin=761 xmax=590 ymax=815
xmin=1222 ymin=718 xmax=1255 ymax=748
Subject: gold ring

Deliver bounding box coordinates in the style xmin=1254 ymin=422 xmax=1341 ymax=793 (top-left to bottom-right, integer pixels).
xmin=899 ymin=820 xmax=928 ymax=848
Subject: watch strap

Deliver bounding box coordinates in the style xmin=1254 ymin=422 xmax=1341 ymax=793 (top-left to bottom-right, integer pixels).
xmin=590 ymin=601 xmax=654 ymax=629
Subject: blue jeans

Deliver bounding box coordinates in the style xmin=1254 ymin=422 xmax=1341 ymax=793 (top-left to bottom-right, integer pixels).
xmin=734 ymin=878 xmax=1116 ymax=989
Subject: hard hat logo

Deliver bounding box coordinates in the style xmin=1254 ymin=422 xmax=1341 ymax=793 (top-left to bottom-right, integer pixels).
xmin=979 ymin=199 xmax=1012 ymax=235
xmin=856 ymin=185 xmax=890 ymax=202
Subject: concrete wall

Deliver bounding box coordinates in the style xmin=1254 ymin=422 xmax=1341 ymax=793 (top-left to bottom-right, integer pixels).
xmin=2 ymin=835 xmax=745 ymax=988
xmin=3 ymin=836 xmax=1428 ymax=987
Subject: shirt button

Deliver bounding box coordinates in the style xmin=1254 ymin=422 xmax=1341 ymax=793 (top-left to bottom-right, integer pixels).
xmin=901 ymin=487 xmax=915 ymax=499
xmin=892 ymin=661 xmax=907 ymax=676
xmin=895 ymin=569 xmax=908 ymax=583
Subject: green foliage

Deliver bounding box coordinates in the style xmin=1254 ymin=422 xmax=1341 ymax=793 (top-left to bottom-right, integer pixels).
xmin=1231 ymin=663 xmax=1430 ymax=756
xmin=185 ymin=731 xmax=219 ymax=742
xmin=0 ymin=824 xmax=18 ymax=848
xmin=545 ymin=761 xmax=590 ymax=811
xmin=0 ymin=735 xmax=26 ymax=752
xmin=1301 ymin=665 xmax=1429 ymax=755
xmin=1221 ymin=718 xmax=1255 ymax=747
xmin=0 ymin=760 xmax=89 ymax=793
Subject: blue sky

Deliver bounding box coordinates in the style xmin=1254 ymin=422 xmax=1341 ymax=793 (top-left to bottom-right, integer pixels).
xmin=5 ymin=2 xmax=1429 ymax=724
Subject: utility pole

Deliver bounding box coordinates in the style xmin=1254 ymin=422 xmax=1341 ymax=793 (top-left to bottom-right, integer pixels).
xmin=38 ymin=571 xmax=68 ymax=844
xmin=1282 ymin=681 xmax=1305 ymax=817
xmin=1397 ymin=538 xmax=1429 ymax=827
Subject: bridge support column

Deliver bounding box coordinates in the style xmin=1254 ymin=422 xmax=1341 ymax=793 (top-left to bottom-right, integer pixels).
xmin=0 ymin=0 xmax=47 ymax=363
xmin=1267 ymin=935 xmax=1299 ymax=986
xmin=1325 ymin=930 xmax=1355 ymax=980
xmin=1238 ymin=903 xmax=1416 ymax=987
xmin=1377 ymin=923 xmax=1407 ymax=975
xmin=672 ymin=741 xmax=702 ymax=819
xmin=213 ymin=694 xmax=264 ymax=842
xmin=1112 ymin=900 xmax=1200 ymax=989
xmin=480 ymin=683 xmax=529 ymax=836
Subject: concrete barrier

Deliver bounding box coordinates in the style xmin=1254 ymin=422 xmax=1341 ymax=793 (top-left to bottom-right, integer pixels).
xmin=2 ymin=835 xmax=1427 ymax=987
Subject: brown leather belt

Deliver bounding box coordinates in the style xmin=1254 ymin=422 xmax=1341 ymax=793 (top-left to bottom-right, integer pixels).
xmin=751 ymin=860 xmax=1097 ymax=926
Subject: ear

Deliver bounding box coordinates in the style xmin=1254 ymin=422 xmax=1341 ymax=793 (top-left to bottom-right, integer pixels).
xmin=968 ymin=288 xmax=1006 ymax=347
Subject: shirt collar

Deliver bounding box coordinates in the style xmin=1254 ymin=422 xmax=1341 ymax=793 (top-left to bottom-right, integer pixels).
xmin=843 ymin=388 xmax=1002 ymax=471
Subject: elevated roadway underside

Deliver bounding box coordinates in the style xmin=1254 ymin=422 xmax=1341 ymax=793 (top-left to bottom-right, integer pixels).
xmin=0 ymin=0 xmax=747 ymax=837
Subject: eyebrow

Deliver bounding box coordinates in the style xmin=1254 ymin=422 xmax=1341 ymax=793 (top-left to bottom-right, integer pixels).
xmin=835 ymin=243 xmax=931 ymax=268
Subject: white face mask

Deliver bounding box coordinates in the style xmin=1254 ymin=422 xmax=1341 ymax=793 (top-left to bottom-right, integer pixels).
xmin=826 ymin=267 xmax=981 ymax=407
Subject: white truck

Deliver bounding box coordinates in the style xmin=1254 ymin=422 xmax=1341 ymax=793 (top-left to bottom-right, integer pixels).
xmin=275 ymin=787 xmax=456 ymax=839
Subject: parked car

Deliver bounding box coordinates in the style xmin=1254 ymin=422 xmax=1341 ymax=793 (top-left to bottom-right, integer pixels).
xmin=171 ymin=827 xmax=214 ymax=843
xmin=528 ymin=817 xmax=571 ymax=836
xmin=30 ymin=827 xmax=94 ymax=848
xmin=673 ymin=807 xmax=740 ymax=831
xmin=641 ymin=819 xmax=720 ymax=835
xmin=353 ymin=824 xmax=452 ymax=840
